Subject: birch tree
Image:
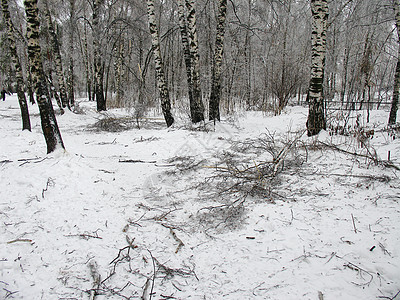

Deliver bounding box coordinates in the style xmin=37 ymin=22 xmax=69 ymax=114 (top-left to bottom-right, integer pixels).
xmin=43 ymin=0 xmax=68 ymax=109
xmin=24 ymin=0 xmax=65 ymax=153
xmin=177 ymin=0 xmax=194 ymax=115
xmin=1 ymin=0 xmax=31 ymax=131
xmin=389 ymin=0 xmax=400 ymax=125
xmin=93 ymin=0 xmax=106 ymax=111
xmin=67 ymin=0 xmax=75 ymax=107
xmin=306 ymin=0 xmax=328 ymax=136
xmin=209 ymin=0 xmax=227 ymax=121
xmin=147 ymin=0 xmax=174 ymax=127
xmin=185 ymin=0 xmax=204 ymax=123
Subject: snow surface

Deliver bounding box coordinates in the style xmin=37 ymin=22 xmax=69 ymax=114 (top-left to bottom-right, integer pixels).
xmin=0 ymin=95 xmax=399 ymax=300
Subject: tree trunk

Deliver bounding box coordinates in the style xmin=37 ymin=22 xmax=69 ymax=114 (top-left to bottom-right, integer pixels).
xmin=46 ymin=67 xmax=64 ymax=114
xmin=67 ymin=0 xmax=75 ymax=108
xmin=43 ymin=0 xmax=68 ymax=109
xmin=24 ymin=0 xmax=65 ymax=153
xmin=209 ymin=0 xmax=227 ymax=121
xmin=185 ymin=0 xmax=204 ymax=123
xmin=306 ymin=0 xmax=328 ymax=136
xmin=1 ymin=0 xmax=31 ymax=131
xmin=147 ymin=0 xmax=174 ymax=127
xmin=93 ymin=0 xmax=106 ymax=111
xmin=389 ymin=0 xmax=400 ymax=125
xmin=177 ymin=0 xmax=194 ymax=113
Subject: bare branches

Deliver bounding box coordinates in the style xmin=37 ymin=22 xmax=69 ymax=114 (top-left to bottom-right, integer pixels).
xmin=316 ymin=141 xmax=400 ymax=171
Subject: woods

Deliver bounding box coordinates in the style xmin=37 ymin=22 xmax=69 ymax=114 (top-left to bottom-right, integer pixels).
xmin=1 ymin=1 xmax=400 ymax=299
xmin=0 ymin=0 xmax=398 ymax=143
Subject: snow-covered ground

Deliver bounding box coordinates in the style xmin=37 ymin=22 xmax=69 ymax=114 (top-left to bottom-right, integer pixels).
xmin=0 ymin=95 xmax=399 ymax=300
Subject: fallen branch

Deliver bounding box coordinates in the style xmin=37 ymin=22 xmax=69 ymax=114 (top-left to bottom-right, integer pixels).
xmin=317 ymin=141 xmax=400 ymax=171
xmin=7 ymin=239 xmax=33 ymax=244
xmin=378 ymin=290 xmax=400 ymax=300
xmin=119 ymin=159 xmax=157 ymax=164
xmin=351 ymin=214 xmax=358 ymax=233
xmin=162 ymin=224 xmax=185 ymax=253
xmin=65 ymin=230 xmax=102 ymax=240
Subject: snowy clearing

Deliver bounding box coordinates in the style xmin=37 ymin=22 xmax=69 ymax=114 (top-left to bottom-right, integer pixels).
xmin=0 ymin=95 xmax=400 ymax=300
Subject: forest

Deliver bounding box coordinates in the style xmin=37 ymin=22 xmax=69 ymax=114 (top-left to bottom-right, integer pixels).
xmin=0 ymin=0 xmax=399 ymax=140
xmin=0 ymin=0 xmax=400 ymax=299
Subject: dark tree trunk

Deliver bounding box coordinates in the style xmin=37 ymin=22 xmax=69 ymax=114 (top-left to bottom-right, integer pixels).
xmin=209 ymin=0 xmax=227 ymax=121
xmin=1 ymin=0 xmax=31 ymax=131
xmin=93 ymin=0 xmax=106 ymax=111
xmin=389 ymin=0 xmax=400 ymax=125
xmin=24 ymin=0 xmax=65 ymax=153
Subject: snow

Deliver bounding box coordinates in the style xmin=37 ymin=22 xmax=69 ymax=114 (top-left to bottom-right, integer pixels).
xmin=0 ymin=95 xmax=399 ymax=299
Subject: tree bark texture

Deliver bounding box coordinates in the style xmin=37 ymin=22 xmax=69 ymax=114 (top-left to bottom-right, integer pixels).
xmin=43 ymin=0 xmax=69 ymax=109
xmin=147 ymin=0 xmax=174 ymax=127
xmin=93 ymin=0 xmax=106 ymax=111
xmin=185 ymin=0 xmax=204 ymax=123
xmin=177 ymin=0 xmax=194 ymax=114
xmin=67 ymin=0 xmax=75 ymax=107
xmin=24 ymin=0 xmax=65 ymax=153
xmin=306 ymin=0 xmax=328 ymax=136
xmin=209 ymin=0 xmax=227 ymax=121
xmin=389 ymin=0 xmax=400 ymax=125
xmin=1 ymin=0 xmax=31 ymax=131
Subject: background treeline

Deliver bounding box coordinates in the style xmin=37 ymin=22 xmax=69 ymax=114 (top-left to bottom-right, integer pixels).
xmin=0 ymin=0 xmax=396 ymax=116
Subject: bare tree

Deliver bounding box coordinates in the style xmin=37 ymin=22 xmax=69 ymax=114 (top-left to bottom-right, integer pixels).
xmin=43 ymin=0 xmax=69 ymax=110
xmin=67 ymin=0 xmax=75 ymax=108
xmin=209 ymin=0 xmax=227 ymax=121
xmin=1 ymin=0 xmax=31 ymax=131
xmin=93 ymin=0 xmax=106 ymax=111
xmin=306 ymin=0 xmax=328 ymax=136
xmin=185 ymin=0 xmax=204 ymax=123
xmin=389 ymin=0 xmax=400 ymax=125
xmin=147 ymin=0 xmax=174 ymax=127
xmin=24 ymin=0 xmax=65 ymax=153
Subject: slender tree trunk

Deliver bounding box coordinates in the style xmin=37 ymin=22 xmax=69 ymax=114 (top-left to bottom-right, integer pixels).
xmin=185 ymin=0 xmax=204 ymax=123
xmin=67 ymin=0 xmax=75 ymax=108
xmin=1 ymin=0 xmax=31 ymax=131
xmin=306 ymin=0 xmax=328 ymax=136
xmin=147 ymin=0 xmax=174 ymax=127
xmin=26 ymin=64 xmax=35 ymax=104
xmin=389 ymin=0 xmax=400 ymax=125
xmin=115 ymin=35 xmax=124 ymax=107
xmin=93 ymin=0 xmax=106 ymax=111
xmin=209 ymin=0 xmax=227 ymax=121
xmin=43 ymin=0 xmax=68 ymax=109
xmin=177 ymin=0 xmax=194 ymax=112
xmin=83 ymin=18 xmax=92 ymax=102
xmin=46 ymin=67 xmax=64 ymax=114
xmin=24 ymin=0 xmax=65 ymax=153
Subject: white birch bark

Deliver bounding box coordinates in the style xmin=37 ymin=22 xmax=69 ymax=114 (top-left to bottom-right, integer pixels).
xmin=306 ymin=0 xmax=328 ymax=136
xmin=147 ymin=0 xmax=174 ymax=127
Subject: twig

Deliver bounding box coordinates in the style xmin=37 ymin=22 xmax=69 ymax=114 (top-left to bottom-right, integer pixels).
xmin=147 ymin=250 xmax=156 ymax=300
xmin=119 ymin=159 xmax=156 ymax=164
xmin=351 ymin=214 xmax=358 ymax=233
xmin=3 ymin=288 xmax=18 ymax=299
xmin=377 ymin=290 xmax=400 ymax=300
xmin=42 ymin=177 xmax=55 ymax=198
xmin=162 ymin=224 xmax=185 ymax=253
xmin=65 ymin=231 xmax=102 ymax=240
xmin=317 ymin=141 xmax=400 ymax=171
xmin=7 ymin=239 xmax=33 ymax=244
